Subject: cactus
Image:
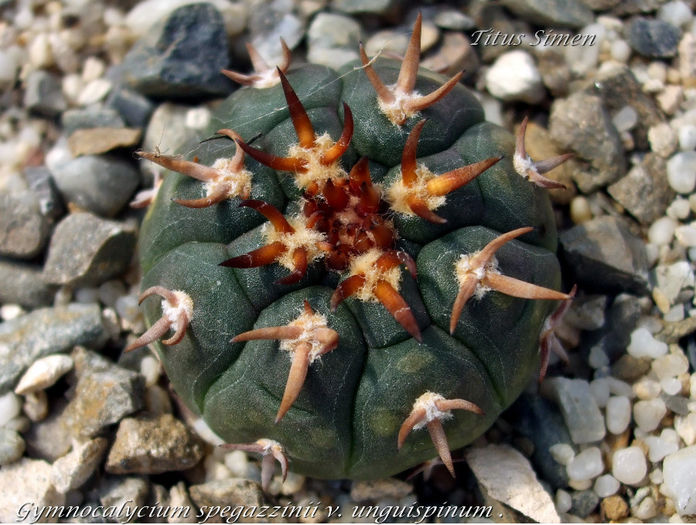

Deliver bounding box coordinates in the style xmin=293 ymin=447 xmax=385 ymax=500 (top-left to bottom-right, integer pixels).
xmin=129 ymin=16 xmax=571 ymax=483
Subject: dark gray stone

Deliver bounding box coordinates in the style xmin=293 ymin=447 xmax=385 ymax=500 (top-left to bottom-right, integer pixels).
xmin=565 ymin=294 xmax=607 ymax=331
xmin=120 ymin=3 xmax=233 ymax=97
xmin=609 ymin=0 xmax=664 ymax=15
xmin=42 ymin=213 xmax=137 ymax=287
xmin=602 ymin=294 xmax=644 ymax=363
xmin=23 ymin=70 xmax=66 ymax=117
xmin=560 ymin=216 xmax=649 ymax=294
xmin=0 ymin=191 xmax=51 ymax=259
xmin=506 ymin=393 xmax=573 ymax=489
xmin=0 ymin=303 xmax=106 ymax=394
xmin=500 ymin=0 xmax=593 ymax=29
xmin=549 ymin=92 xmax=625 ymax=192
xmin=52 ymin=155 xmax=139 ymax=218
xmin=588 ymin=65 xmax=665 ymax=151
xmin=105 ymin=87 xmax=154 ymax=128
xmin=24 ymin=166 xmax=65 ymax=223
xmin=608 ymin=153 xmax=675 ymax=225
xmin=61 ymin=106 xmax=125 ymax=135
xmin=571 ymin=489 xmax=600 ymax=518
xmin=0 ymin=259 xmax=56 ymax=308
xmin=626 ymin=17 xmax=680 ymax=58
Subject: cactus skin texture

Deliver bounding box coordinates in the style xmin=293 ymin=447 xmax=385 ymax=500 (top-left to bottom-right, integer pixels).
xmin=133 ymin=20 xmax=568 ymax=481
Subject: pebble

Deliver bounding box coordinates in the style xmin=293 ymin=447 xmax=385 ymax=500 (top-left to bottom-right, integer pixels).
xmin=662 ymin=445 xmax=696 ymax=515
xmin=606 ymin=395 xmax=631 ymax=434
xmin=612 ymin=106 xmax=638 ymax=133
xmin=549 ymin=443 xmax=575 ymax=465
xmin=421 ymin=32 xmax=478 ymax=79
xmin=594 ymin=474 xmax=620 ymax=497
xmin=658 ymin=1 xmax=693 ymax=28
xmin=0 ymin=391 xmax=21 ymax=427
xmin=500 ymin=0 xmax=593 ymax=28
xmin=98 ymin=476 xmax=150 ymax=521
xmin=248 ymin=0 xmax=305 ymax=67
xmin=675 ymin=412 xmax=696 ymax=445
xmin=0 ymin=427 xmax=25 ymax=466
xmin=549 ymin=92 xmax=625 ymax=192
xmin=559 ymin=217 xmax=648 ymax=294
xmin=42 ymin=213 xmax=137 ymax=287
xmin=649 ymin=123 xmax=678 ymax=157
xmin=306 ymin=12 xmax=360 ymax=69
xmin=645 ymin=430 xmax=680 ymax=462
xmin=23 ymin=70 xmax=66 ymax=117
xmin=626 ymin=17 xmax=680 ymax=58
xmin=667 ymin=151 xmax=696 ymax=193
xmin=61 ymin=106 xmax=125 ymax=135
xmin=52 ymin=155 xmax=140 ymax=218
xmin=601 ymin=495 xmax=629 ymax=520
xmin=0 ymin=303 xmax=105 ymax=394
xmin=77 ymin=78 xmax=112 ymax=106
xmin=590 ymin=377 xmax=611 ymax=408
xmin=676 ymin=222 xmax=696 ymax=246
xmin=612 ymin=446 xmax=647 ymax=485
xmin=14 ymin=354 xmax=74 ymax=395
xmin=0 ymin=191 xmax=51 ymax=259
xmin=51 ymin=437 xmax=108 ymax=493
xmin=23 ymin=390 xmax=48 ymax=422
xmin=666 ymin=197 xmax=691 ymax=219
xmin=634 ymin=398 xmax=667 ymax=431
xmin=654 ymin=261 xmax=694 ymax=306
xmin=106 ymin=414 xmax=204 ymax=474
xmin=634 ymin=377 xmax=662 ymax=399
xmin=543 ymin=378 xmax=606 ymax=444
xmin=589 ymin=347 xmax=609 ymax=368
xmin=465 ymin=444 xmax=561 ymax=523
xmin=0 ymin=458 xmax=65 ymax=522
xmin=120 ymin=3 xmax=233 ymax=97
xmin=570 ymin=489 xmax=599 ymax=518
xmin=611 ymin=39 xmax=632 ymax=62
xmin=653 ymin=352 xmax=689 ymax=380
xmin=657 ymin=85 xmax=683 ymax=115
xmin=485 ymin=50 xmax=544 ymax=104
xmin=168 ymin=481 xmax=198 ymax=523
xmin=566 ymin=447 xmax=603 ymax=482
xmin=364 ymin=30 xmax=409 ymax=57
xmin=433 ymin=10 xmax=475 ymax=30
xmin=68 ymin=127 xmax=142 ymax=157
xmin=679 ymin=124 xmax=696 ymax=151
xmin=627 ymin=327 xmax=668 ymax=359
xmin=555 ymin=489 xmax=572 ymax=513
xmin=189 ymin=478 xmax=264 ymax=508
xmin=332 ymin=0 xmax=393 ymax=14
xmin=105 ymin=87 xmax=154 ymax=129
xmin=570 ymin=196 xmax=592 ymax=224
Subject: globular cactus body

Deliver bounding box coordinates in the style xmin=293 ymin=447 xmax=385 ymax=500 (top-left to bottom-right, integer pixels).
xmin=134 ymin=20 xmax=567 ymax=480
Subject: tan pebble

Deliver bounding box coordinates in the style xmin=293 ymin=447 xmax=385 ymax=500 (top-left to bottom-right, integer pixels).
xmin=68 ymin=127 xmax=141 ymax=157
xmin=14 ymin=354 xmax=74 ymax=395
xmin=23 ymin=390 xmax=48 ymax=422
xmin=570 ymin=196 xmax=592 ymax=224
xmin=601 ymin=495 xmax=629 ymax=521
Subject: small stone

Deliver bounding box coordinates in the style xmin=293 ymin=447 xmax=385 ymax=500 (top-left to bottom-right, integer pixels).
xmin=433 ymin=9 xmax=474 ymax=30
xmin=590 ymin=377 xmax=611 ymax=408
xmin=499 ymin=0 xmax=593 ymax=28
xmin=77 ymin=78 xmax=112 ymax=106
xmin=589 ymin=347 xmax=609 ymax=368
xmin=627 ymin=327 xmax=668 ymax=359
xmin=486 ymin=50 xmax=544 ymax=104
xmin=653 ymin=352 xmax=690 ymax=380
xmin=555 ymin=489 xmax=572 ymax=513
xmin=23 ymin=70 xmax=66 ymax=117
xmin=606 ymin=396 xmax=631 ymax=434
xmin=350 ymin=479 xmax=413 ymax=502
xmin=612 ymin=446 xmax=647 ymax=485
xmin=14 ymin=354 xmax=74 ymax=395
xmin=99 ymin=476 xmax=150 ymax=522
xmin=189 ymin=478 xmax=264 ymax=509
xmin=51 ymin=438 xmax=108 ymax=493
xmin=105 ymin=87 xmax=154 ymax=129
xmin=559 ymin=217 xmax=648 ymax=294
xmin=601 ymin=495 xmax=629 ymax=520
xmin=570 ymin=196 xmax=592 ymax=224
xmin=549 ymin=92 xmax=625 ymax=193
xmin=120 ymin=3 xmax=233 ymax=97
xmin=364 ymin=30 xmax=408 ymax=57
xmin=168 ymin=481 xmax=197 ymax=523
xmin=654 ymin=261 xmax=694 ymax=306
xmin=0 ymin=427 xmax=25 ymax=466
xmin=144 ymin=385 xmax=172 ymax=416
xmin=658 ymin=1 xmax=693 ymax=28
xmin=657 ymin=85 xmax=683 ymax=115
xmin=52 ymin=156 xmax=140 ymax=217
xmin=537 ymin=51 xmax=571 ymax=97
xmin=248 ymin=0 xmax=305 ymax=66
xmin=679 ymin=33 xmax=696 ymax=84
xmin=675 ymin=412 xmax=696 ymax=445
xmin=676 ymin=223 xmax=696 ymax=247
xmin=550 ymin=443 xmax=575 ymax=465
xmin=644 ymin=432 xmax=680 ymax=462
xmin=0 ymin=303 xmax=105 ymax=394
xmin=667 ymin=151 xmax=696 ymax=193
xmin=61 ymin=106 xmax=125 ymax=135
xmin=649 ymin=123 xmax=678 ymax=157
xmin=421 ymin=32 xmax=478 ymax=80
xmin=43 ymin=213 xmax=137 ymax=287
xmin=634 ymin=398 xmax=667 ymax=431
xmin=593 ymin=474 xmax=620 ymax=497
xmin=612 ymin=106 xmax=638 ymax=133
xmin=465 ymin=444 xmax=560 ymax=523
xmin=0 ymin=191 xmax=51 ymax=260
xmin=667 ymin=197 xmax=691 ymax=220
xmin=648 ymin=217 xmax=677 ymax=245
xmin=566 ymin=447 xmax=603 ymax=482
xmin=610 ymin=39 xmax=632 ymax=62
xmin=565 ymin=23 xmax=604 ymax=77
xmin=306 ymin=12 xmax=360 ymax=70
xmin=106 ymin=414 xmax=204 ymax=474
xmin=634 ymin=377 xmax=662 ymax=399
xmin=23 ymin=390 xmax=48 ymax=422
xmin=0 ymin=458 xmax=65 ymax=521
xmin=626 ymin=17 xmax=680 ymax=58
xmin=68 ymin=128 xmax=142 ymax=157
xmin=543 ymin=378 xmax=606 ymax=444
xmin=570 ymin=489 xmax=599 ymax=518
xmin=679 ymin=124 xmax=696 ymax=151
xmin=662 ymin=446 xmax=696 ymax=515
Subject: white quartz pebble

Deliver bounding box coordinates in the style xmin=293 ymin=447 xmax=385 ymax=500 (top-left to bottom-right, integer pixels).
xmin=612 ymin=446 xmax=647 ymax=485
xmin=14 ymin=354 xmax=74 ymax=395
xmin=590 ymin=377 xmax=611 ymax=408
xmin=0 ymin=392 xmax=22 ymax=427
xmin=653 ymin=352 xmax=690 ymax=380
xmin=555 ymin=489 xmax=572 ymax=514
xmin=667 ymin=152 xmax=696 ymax=193
xmin=606 ymin=396 xmax=631 ymax=434
xmin=550 ymin=443 xmax=575 ymax=465
xmin=662 ymin=446 xmax=696 ymax=515
xmin=679 ymin=124 xmax=696 ymax=151
xmin=594 ymin=474 xmax=620 ymax=497
xmin=675 ymin=412 xmax=696 ymax=445
xmin=627 ymin=327 xmax=668 ymax=359
xmin=634 ymin=398 xmax=667 ymax=432
xmin=649 ymin=217 xmax=677 ymax=245
xmin=566 ymin=447 xmax=604 ymax=481
xmin=644 ymin=432 xmax=680 ymax=462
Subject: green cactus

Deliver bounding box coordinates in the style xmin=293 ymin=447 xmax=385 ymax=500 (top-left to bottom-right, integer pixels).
xmin=129 ymin=16 xmax=571 ymax=483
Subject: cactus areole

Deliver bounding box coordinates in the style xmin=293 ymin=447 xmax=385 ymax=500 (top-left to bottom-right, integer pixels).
xmin=132 ymin=17 xmax=570 ymax=480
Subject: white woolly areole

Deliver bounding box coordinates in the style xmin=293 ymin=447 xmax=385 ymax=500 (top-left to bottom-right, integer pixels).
xmin=377 ymin=87 xmax=421 ymax=125
xmin=206 ymin=157 xmax=252 ymax=199
xmin=454 ymin=253 xmax=501 ymax=300
xmin=262 ymin=214 xmax=327 ymax=270
xmin=161 ymin=291 xmax=194 ymax=330
xmin=253 ymin=70 xmax=281 ymax=89
xmin=412 ymin=392 xmax=453 ymax=430
xmin=279 ymin=308 xmax=332 ymax=363
xmin=386 ymin=164 xmax=446 ymax=215
xmin=513 ymin=152 xmax=538 ymax=181
xmin=288 ymin=133 xmax=347 ymax=189
xmin=347 ymin=248 xmax=402 ymax=302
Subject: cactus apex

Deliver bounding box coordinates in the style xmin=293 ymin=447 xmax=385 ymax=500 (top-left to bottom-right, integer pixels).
xmin=514 ymin=116 xmax=573 ymax=189
xmin=221 ymin=438 xmax=288 ymax=491
xmin=398 ymin=392 xmax=483 ymax=477
xmin=538 ymin=283 xmax=577 ymax=381
xmin=231 ymin=301 xmax=339 ymax=423
xmin=450 ymin=227 xmax=571 ymax=334
xmin=358 ymin=13 xmax=464 ymax=125
xmin=125 ymin=286 xmax=193 ymax=352
xmin=221 ymin=38 xmax=292 ymax=89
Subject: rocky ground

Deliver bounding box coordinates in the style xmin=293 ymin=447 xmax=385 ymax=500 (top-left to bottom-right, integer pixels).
xmin=1 ymin=0 xmax=696 ymax=522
